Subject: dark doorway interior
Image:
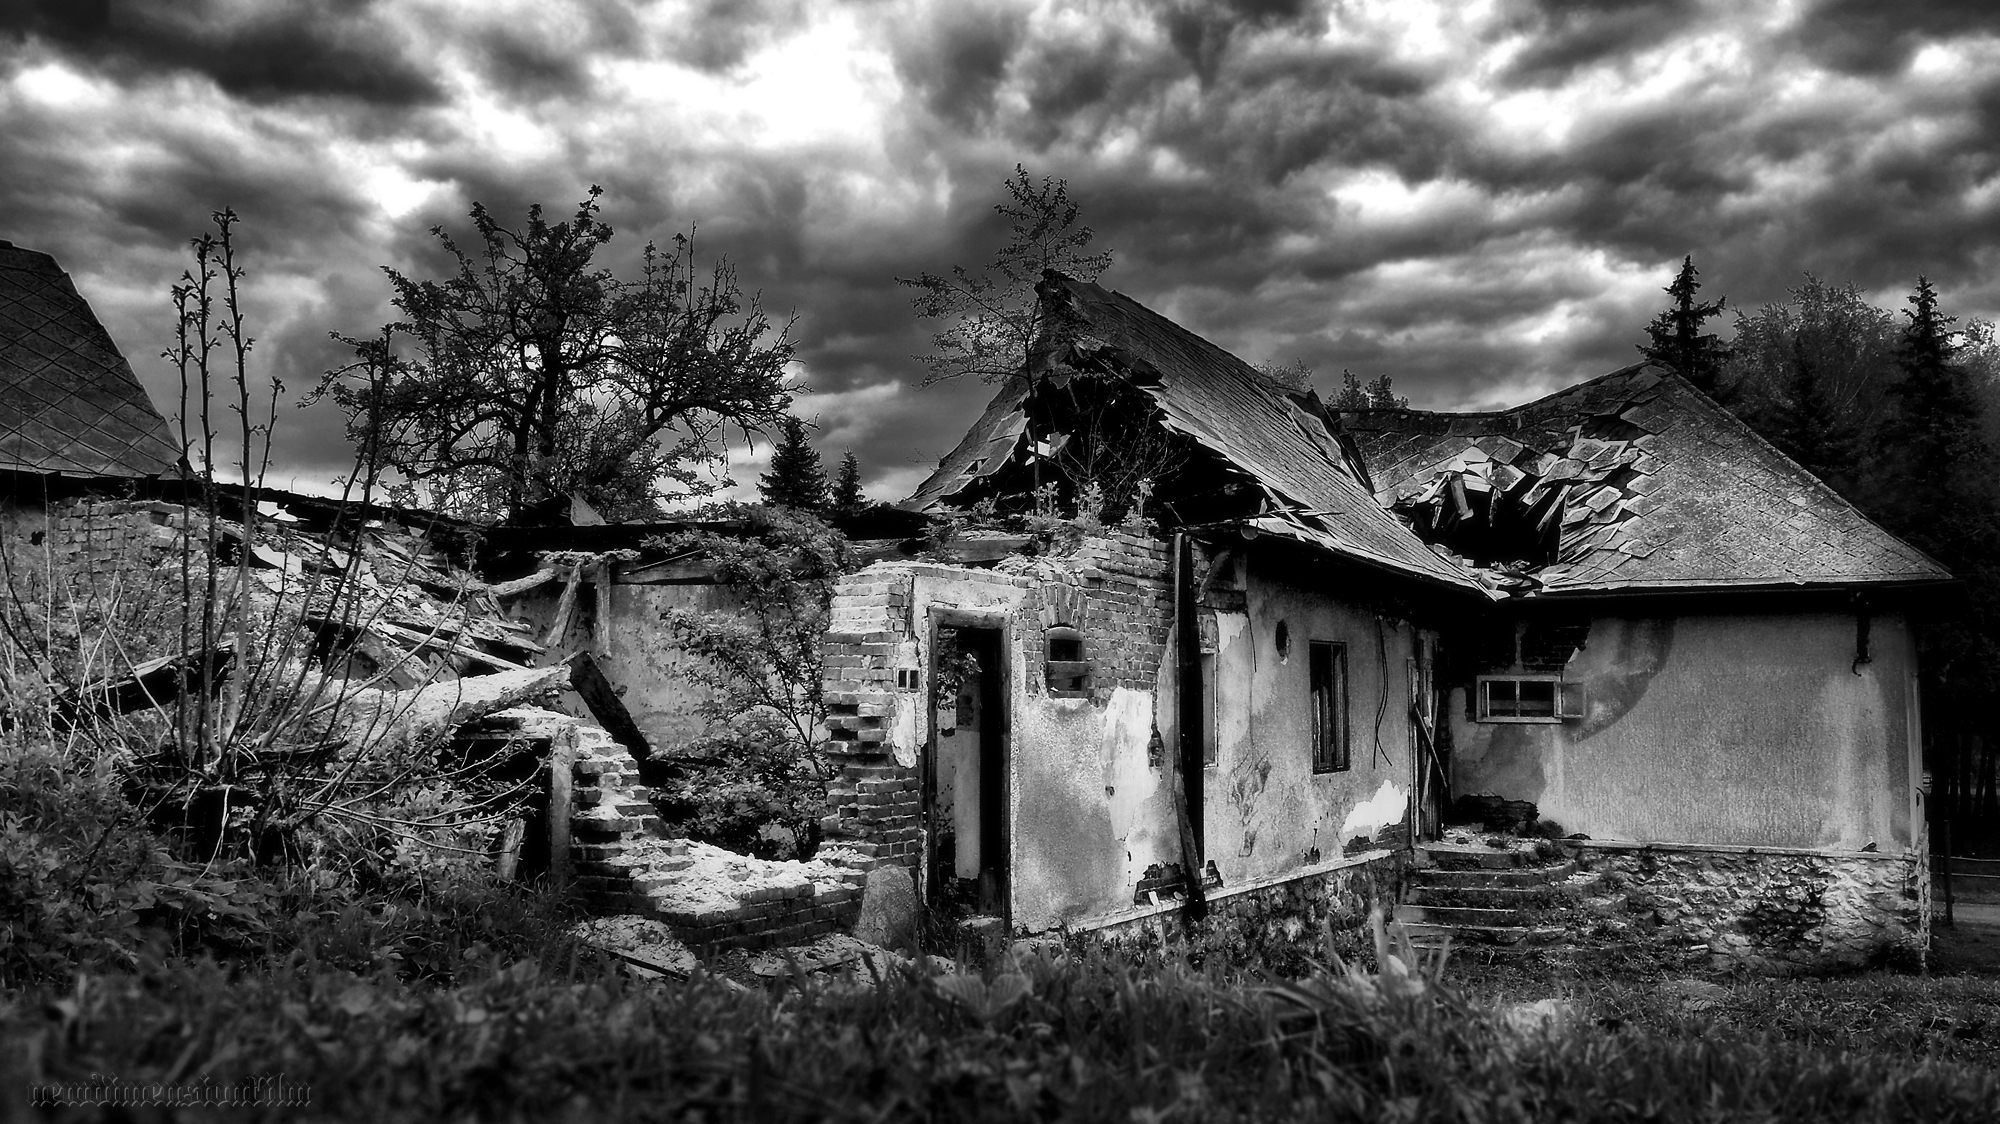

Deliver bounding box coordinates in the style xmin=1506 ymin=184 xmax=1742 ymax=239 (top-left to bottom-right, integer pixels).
xmin=924 ymin=624 xmax=1008 ymax=921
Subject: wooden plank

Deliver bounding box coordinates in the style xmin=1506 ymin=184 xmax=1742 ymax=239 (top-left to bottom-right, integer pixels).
xmin=49 ymin=637 xmax=237 ymax=729
xmin=566 ymin=651 xmax=651 ymax=761
xmin=541 ymin=565 xmax=583 ymax=650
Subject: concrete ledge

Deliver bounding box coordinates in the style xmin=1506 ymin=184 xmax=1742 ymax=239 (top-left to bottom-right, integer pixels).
xmin=1571 ymin=839 xmax=1914 ymax=864
xmin=1062 ymin=848 xmax=1402 ymax=935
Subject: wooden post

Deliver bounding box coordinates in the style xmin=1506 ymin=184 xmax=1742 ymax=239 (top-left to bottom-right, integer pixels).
xmin=1941 ymin=812 xmax=1954 ymax=928
xmin=1174 ymin=532 xmax=1207 ymax=920
xmin=548 ymin=723 xmax=577 ymax=889
xmin=494 ymin=818 xmax=526 ymax=881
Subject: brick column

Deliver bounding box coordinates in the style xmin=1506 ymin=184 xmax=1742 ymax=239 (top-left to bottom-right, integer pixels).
xmin=819 ymin=566 xmax=923 ymax=870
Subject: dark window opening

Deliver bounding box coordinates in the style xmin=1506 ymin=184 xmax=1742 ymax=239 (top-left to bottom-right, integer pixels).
xmin=1046 ymin=625 xmax=1090 ymax=697
xmin=1310 ymin=641 xmax=1349 ymax=773
xmin=1476 ymin=676 xmax=1568 ymax=723
xmin=1275 ymin=620 xmax=1291 ymax=662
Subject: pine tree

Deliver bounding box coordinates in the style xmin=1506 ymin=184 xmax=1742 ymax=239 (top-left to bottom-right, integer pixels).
xmin=1365 ymin=374 xmax=1408 ymax=409
xmin=1639 ymin=255 xmax=1731 ymax=396
xmin=1879 ymin=278 xmax=1987 ymax=533
xmin=758 ymin=416 xmax=828 ymax=512
xmin=831 ymin=450 xmax=864 ymax=515
xmin=1331 ymin=369 xmax=1369 ymax=409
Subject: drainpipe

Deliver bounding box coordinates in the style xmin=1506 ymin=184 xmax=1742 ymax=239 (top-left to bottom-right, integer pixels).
xmin=1174 ymin=531 xmax=1208 ymax=920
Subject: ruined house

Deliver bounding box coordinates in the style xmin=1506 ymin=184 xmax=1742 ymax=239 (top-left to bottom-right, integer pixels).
xmin=815 ymin=270 xmax=1947 ymax=970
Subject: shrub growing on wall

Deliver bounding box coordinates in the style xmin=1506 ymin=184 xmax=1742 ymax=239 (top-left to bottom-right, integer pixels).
xmin=652 ymin=505 xmax=852 ymax=858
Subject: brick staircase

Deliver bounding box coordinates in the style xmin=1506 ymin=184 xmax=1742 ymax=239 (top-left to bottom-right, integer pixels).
xmin=1399 ymin=836 xmax=1601 ymax=951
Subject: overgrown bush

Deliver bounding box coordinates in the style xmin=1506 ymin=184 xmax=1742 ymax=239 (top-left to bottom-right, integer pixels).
xmin=652 ymin=505 xmax=852 ymax=858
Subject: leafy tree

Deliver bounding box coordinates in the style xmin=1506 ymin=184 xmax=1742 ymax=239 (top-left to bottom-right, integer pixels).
xmin=1257 ymin=357 xmax=1315 ymax=395
xmin=1639 ymin=255 xmax=1730 ymax=396
xmin=831 ymin=450 xmax=865 ymax=515
xmin=901 ymin=165 xmax=1112 ymax=386
xmin=1726 ymin=275 xmax=1895 ymax=497
xmin=758 ymin=415 xmax=828 ymax=513
xmin=319 ymin=187 xmax=794 ymax=522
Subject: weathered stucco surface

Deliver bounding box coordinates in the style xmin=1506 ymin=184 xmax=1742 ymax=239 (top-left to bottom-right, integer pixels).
xmin=600 ymin=580 xmax=744 ymax=748
xmin=1452 ymin=610 xmax=1917 ymax=852
xmin=818 ymin=535 xmax=1435 ymax=936
xmin=1199 ymin=556 xmax=1416 ymax=887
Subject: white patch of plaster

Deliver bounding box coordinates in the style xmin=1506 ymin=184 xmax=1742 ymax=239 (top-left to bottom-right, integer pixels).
xmin=890 ymin=692 xmax=918 ymax=768
xmin=1340 ymin=779 xmax=1408 ymax=842
xmin=1100 ymin=686 xmax=1165 ymax=877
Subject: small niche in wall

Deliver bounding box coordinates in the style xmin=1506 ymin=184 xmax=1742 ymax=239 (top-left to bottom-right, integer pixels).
xmin=1275 ymin=620 xmax=1291 ymax=663
xmin=1046 ymin=625 xmax=1091 ymax=697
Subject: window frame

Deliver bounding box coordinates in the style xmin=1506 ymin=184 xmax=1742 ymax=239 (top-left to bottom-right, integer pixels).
xmin=1309 ymin=640 xmax=1350 ymax=774
xmin=1475 ymin=674 xmax=1570 ymax=724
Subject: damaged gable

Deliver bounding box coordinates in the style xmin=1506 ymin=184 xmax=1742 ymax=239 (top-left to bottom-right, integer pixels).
xmin=903 ymin=271 xmax=1481 ymax=595
xmin=1343 ymin=364 xmax=1952 ymax=594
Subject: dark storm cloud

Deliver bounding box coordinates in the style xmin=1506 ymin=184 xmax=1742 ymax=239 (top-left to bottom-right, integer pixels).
xmin=1 ymin=0 xmax=441 ymax=105
xmin=1497 ymin=0 xmax=1702 ymax=87
xmin=888 ymin=1 xmax=1030 ymax=127
xmin=1157 ymin=0 xmax=1326 ymax=86
xmin=1790 ymin=0 xmax=2000 ymax=76
xmin=664 ymin=0 xmax=811 ymax=72
xmin=11 ymin=0 xmax=2000 ymax=502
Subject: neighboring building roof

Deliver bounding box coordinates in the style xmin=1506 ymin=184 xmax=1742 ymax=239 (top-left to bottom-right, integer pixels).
xmin=0 ymin=240 xmax=181 ymax=479
xmin=906 ymin=272 xmax=1483 ymax=592
xmin=1341 ymin=364 xmax=1952 ymax=593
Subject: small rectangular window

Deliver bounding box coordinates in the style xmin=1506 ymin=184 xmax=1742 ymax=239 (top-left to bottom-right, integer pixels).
xmin=1476 ymin=675 xmax=1568 ymax=723
xmin=1310 ymin=641 xmax=1349 ymax=773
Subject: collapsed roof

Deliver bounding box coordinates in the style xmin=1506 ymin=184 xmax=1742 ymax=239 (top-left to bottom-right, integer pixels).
xmin=904 ymin=271 xmax=1949 ymax=600
xmin=1342 ymin=364 xmax=1951 ymax=594
xmin=0 ymin=240 xmax=181 ymax=479
xmin=904 ymin=271 xmax=1481 ymax=593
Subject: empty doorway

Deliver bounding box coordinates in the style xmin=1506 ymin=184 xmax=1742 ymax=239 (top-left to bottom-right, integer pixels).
xmin=924 ymin=622 xmax=1008 ymax=923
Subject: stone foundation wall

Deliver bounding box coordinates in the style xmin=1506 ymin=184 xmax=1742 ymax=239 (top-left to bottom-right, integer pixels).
xmin=1573 ymin=841 xmax=1927 ymax=972
xmin=1082 ymin=851 xmax=1405 ymax=972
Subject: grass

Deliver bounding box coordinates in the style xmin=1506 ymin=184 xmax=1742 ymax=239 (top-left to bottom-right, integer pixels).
xmin=7 ymin=907 xmax=2000 ymax=1122
xmin=7 ymin=755 xmax=2000 ymax=1122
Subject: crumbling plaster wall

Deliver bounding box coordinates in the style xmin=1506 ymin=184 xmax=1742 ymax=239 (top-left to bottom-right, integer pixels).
xmin=819 ymin=532 xmax=1432 ymax=935
xmin=502 ymin=567 xmax=743 ymax=748
xmin=1198 ymin=552 xmax=1421 ymax=885
xmin=1451 ymin=609 xmax=1918 ymax=852
xmin=819 ymin=532 xmax=1183 ymax=933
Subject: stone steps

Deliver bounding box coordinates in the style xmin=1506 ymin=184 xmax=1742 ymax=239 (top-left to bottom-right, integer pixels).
xmin=1411 ymin=859 xmax=1577 ymax=887
xmin=1399 ymin=921 xmax=1566 ymax=948
xmin=1399 ymin=903 xmax=1528 ymax=927
xmin=1401 ymin=837 xmax=1590 ymax=952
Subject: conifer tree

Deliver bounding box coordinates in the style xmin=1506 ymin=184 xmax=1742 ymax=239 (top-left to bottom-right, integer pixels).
xmin=1878 ymin=278 xmax=1989 ymax=538
xmin=831 ymin=451 xmax=864 ymax=515
xmin=1639 ymin=255 xmax=1731 ymax=396
xmin=758 ymin=416 xmax=828 ymax=513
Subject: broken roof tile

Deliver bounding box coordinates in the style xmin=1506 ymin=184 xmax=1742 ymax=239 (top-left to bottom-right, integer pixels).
xmin=1342 ymin=364 xmax=1950 ymax=593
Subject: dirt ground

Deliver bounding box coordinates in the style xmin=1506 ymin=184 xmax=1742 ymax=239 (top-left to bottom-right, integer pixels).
xmin=1932 ymin=901 xmax=2000 ymax=975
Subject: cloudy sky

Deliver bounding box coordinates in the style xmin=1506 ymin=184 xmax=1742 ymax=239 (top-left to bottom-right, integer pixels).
xmin=5 ymin=0 xmax=1999 ymax=503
